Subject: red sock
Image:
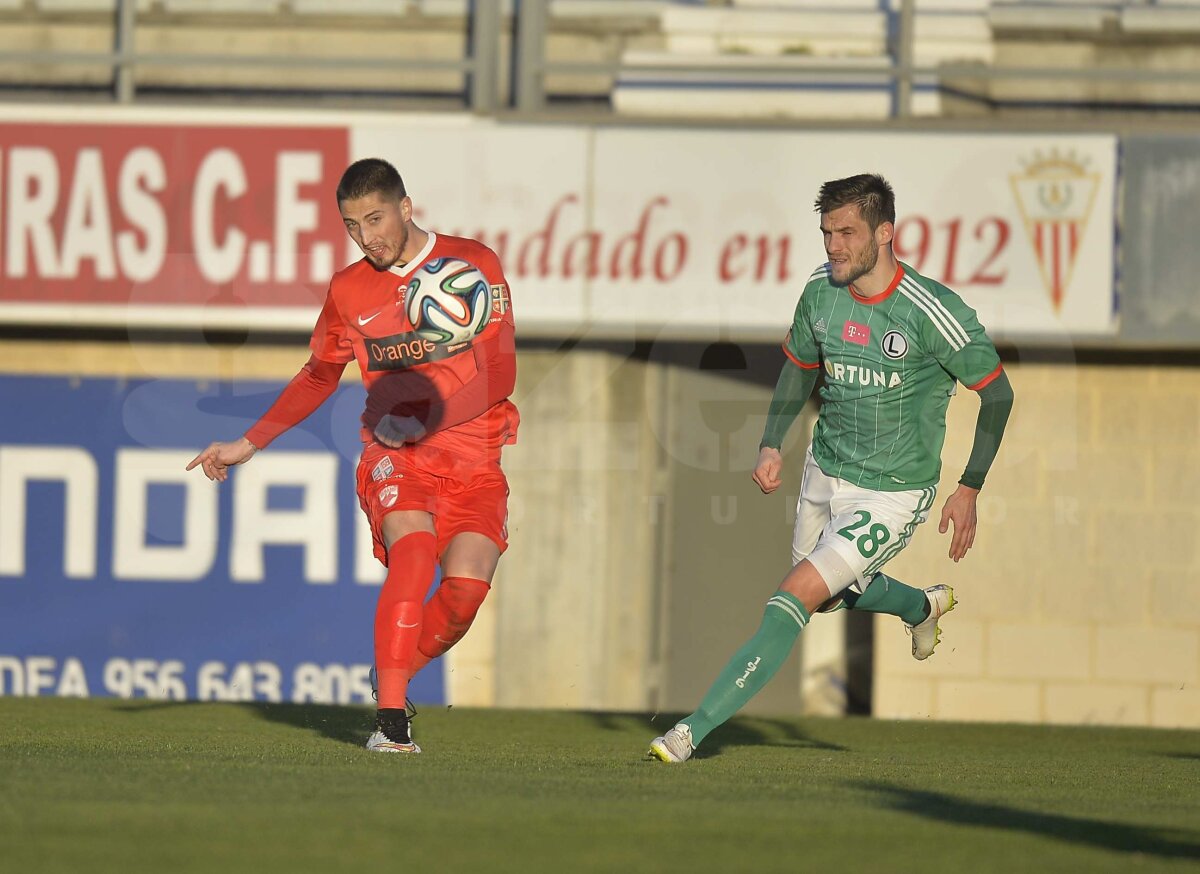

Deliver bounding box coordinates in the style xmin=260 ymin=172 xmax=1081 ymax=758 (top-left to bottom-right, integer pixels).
xmin=374 ymin=531 xmax=437 ymax=709
xmin=409 ymin=576 xmax=490 ymax=675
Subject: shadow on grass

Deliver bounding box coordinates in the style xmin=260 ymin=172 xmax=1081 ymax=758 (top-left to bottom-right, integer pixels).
xmin=1160 ymin=751 xmax=1200 ymax=762
xmin=110 ymin=701 xmax=205 ymax=713
xmin=585 ymin=710 xmax=848 ymax=758
xmin=697 ymin=716 xmax=849 ymax=758
xmin=248 ymin=702 xmax=371 ymax=748
xmin=857 ymin=780 xmax=1200 ymax=860
xmin=110 ymin=699 xmax=370 ymax=749
xmin=111 ymin=701 xmax=850 ymax=757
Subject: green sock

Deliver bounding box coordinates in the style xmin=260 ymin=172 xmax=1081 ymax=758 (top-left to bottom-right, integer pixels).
xmin=681 ymin=592 xmax=810 ymax=747
xmin=842 ymin=573 xmax=929 ymax=625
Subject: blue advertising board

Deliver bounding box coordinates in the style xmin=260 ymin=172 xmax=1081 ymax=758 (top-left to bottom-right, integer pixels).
xmin=0 ymin=373 xmax=444 ymax=705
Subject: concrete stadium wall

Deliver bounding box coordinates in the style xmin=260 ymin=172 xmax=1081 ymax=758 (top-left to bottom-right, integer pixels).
xmin=397 ymin=351 xmax=1200 ymax=729
xmin=9 ymin=339 xmax=1193 ymax=727
xmin=873 ymin=361 xmax=1200 ymax=730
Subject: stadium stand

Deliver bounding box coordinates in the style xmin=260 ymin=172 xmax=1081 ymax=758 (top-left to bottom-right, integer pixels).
xmin=287 ymin=0 xmax=415 ymax=14
xmin=611 ymin=0 xmax=1200 ymax=119
xmin=988 ymin=1 xmax=1118 ymax=34
xmin=0 ymin=0 xmax=670 ymax=106
xmin=1 ymin=0 xmax=1199 ymax=115
xmin=34 ymin=0 xmax=152 ymax=9
xmin=601 ymin=1 xmax=987 ymax=119
xmin=612 ymin=1 xmax=990 ymax=119
xmin=158 ymin=1 xmax=283 ymax=12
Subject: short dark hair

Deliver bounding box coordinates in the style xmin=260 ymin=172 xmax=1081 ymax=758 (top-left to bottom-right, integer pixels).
xmin=336 ymin=158 xmax=406 ymax=203
xmin=814 ymin=173 xmax=895 ymax=230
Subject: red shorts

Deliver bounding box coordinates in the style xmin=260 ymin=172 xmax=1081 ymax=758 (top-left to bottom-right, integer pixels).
xmin=356 ymin=442 xmax=510 ymax=566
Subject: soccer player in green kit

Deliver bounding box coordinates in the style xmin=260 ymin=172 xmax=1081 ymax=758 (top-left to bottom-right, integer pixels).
xmin=649 ymin=173 xmax=1014 ymax=763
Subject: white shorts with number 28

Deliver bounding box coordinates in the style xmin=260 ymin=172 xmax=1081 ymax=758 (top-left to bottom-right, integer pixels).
xmin=791 ymin=445 xmax=936 ymax=601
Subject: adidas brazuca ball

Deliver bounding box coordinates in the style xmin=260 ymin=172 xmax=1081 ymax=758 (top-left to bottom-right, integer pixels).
xmin=405 ymin=257 xmax=492 ymax=345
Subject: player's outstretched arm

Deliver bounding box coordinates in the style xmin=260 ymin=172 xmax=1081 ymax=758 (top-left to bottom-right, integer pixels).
xmin=187 ymin=437 xmax=257 ymax=482
xmin=186 ymin=355 xmax=347 ymax=481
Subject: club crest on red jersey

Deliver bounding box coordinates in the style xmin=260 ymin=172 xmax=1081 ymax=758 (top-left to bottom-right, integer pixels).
xmin=490 ymin=283 xmax=510 ymax=316
xmin=378 ymin=485 xmax=399 ymax=508
xmin=371 ymin=456 xmax=394 ymax=482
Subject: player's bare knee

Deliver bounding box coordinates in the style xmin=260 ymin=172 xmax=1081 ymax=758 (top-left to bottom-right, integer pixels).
xmin=778 ymin=560 xmax=835 ymax=613
xmin=381 ymin=510 xmax=435 ymax=547
xmin=441 ymin=532 xmax=501 ymax=583
xmin=781 ymin=549 xmax=864 ymax=613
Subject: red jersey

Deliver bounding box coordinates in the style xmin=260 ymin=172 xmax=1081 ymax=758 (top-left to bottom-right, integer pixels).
xmin=310 ymin=232 xmax=519 ymax=461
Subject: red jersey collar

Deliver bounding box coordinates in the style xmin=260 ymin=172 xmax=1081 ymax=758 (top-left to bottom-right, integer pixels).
xmin=849 ymin=262 xmax=904 ymax=305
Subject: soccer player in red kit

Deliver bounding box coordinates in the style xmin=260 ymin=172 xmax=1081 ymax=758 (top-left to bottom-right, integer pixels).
xmin=188 ymin=158 xmax=518 ymax=754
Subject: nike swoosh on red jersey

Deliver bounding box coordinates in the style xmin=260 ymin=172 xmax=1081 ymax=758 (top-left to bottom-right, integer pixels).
xmin=358 ymin=311 xmax=383 ymax=326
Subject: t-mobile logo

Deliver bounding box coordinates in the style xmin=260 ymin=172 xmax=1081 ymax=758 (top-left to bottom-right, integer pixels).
xmin=842 ymin=321 xmax=871 ymax=345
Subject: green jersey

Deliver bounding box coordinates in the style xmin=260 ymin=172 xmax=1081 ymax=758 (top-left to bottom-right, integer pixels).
xmin=784 ymin=262 xmax=1002 ymax=492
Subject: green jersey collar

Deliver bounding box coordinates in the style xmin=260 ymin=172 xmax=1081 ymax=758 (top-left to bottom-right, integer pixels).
xmin=849 ymin=262 xmax=905 ymax=305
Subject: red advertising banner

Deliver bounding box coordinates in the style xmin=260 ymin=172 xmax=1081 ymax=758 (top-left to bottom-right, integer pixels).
xmin=0 ymin=122 xmax=349 ymax=325
xmin=0 ymin=111 xmax=1117 ymax=339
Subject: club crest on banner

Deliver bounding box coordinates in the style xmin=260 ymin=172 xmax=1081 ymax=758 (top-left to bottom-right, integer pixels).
xmin=1010 ymin=150 xmax=1100 ymax=312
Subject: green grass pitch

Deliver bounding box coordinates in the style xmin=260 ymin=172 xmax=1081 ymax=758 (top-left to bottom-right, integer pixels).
xmin=1 ymin=698 xmax=1198 ymax=874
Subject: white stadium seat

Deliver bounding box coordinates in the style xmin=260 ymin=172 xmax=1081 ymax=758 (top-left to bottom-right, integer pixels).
xmin=1121 ymin=4 xmax=1200 ymax=34
xmin=551 ymin=0 xmax=670 ymax=17
xmin=732 ymin=0 xmax=990 ymax=9
xmin=655 ymin=3 xmax=990 ymax=64
xmin=731 ymin=0 xmax=881 ymax=9
xmin=289 ymin=0 xmax=416 ymax=15
xmin=416 ymin=0 xmax=515 ymax=15
xmin=34 ymin=0 xmax=153 ymax=11
xmin=661 ymin=6 xmax=888 ymax=57
xmin=158 ymin=1 xmax=282 ymax=12
xmin=988 ymin=2 xmax=1118 ymax=34
xmin=613 ymin=50 xmax=946 ymax=120
xmin=914 ymin=10 xmax=993 ymax=65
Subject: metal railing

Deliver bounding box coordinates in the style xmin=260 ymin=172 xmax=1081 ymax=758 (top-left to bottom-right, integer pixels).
xmin=1 ymin=0 xmax=503 ymax=112
xmin=511 ymin=0 xmax=1200 ymax=117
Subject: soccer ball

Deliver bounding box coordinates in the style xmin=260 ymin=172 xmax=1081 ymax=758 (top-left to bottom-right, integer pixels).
xmin=405 ymin=257 xmax=491 ymax=345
